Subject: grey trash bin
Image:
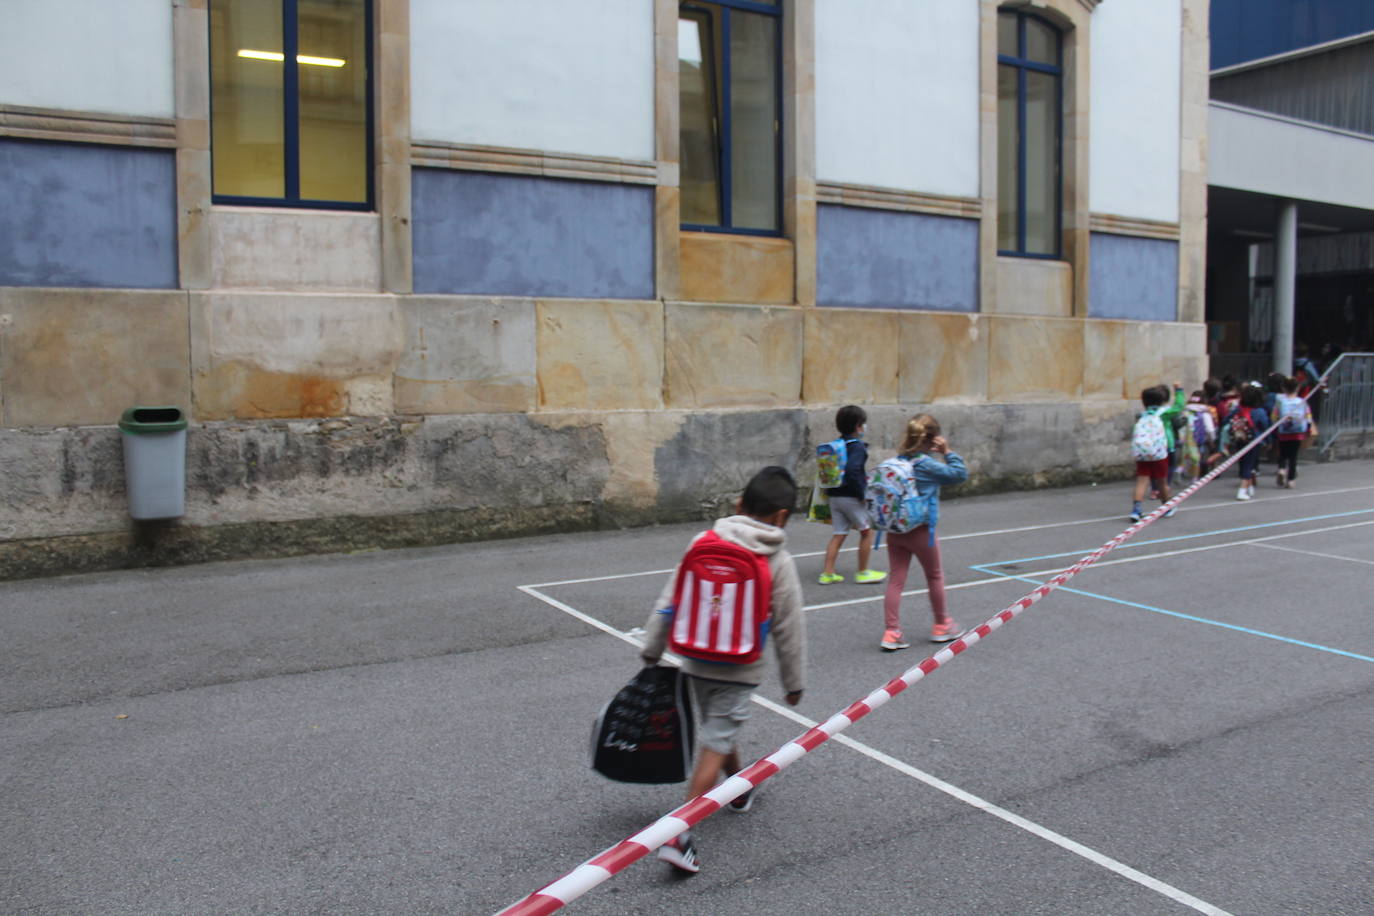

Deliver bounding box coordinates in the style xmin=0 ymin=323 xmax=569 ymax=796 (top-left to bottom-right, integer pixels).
xmin=119 ymin=406 xmax=188 ymax=520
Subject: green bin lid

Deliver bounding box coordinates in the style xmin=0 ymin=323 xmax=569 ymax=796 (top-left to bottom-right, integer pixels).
xmin=119 ymin=406 xmax=188 ymax=434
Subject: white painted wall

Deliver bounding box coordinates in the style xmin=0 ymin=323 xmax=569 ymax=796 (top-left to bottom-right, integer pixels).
xmin=1090 ymin=0 xmax=1182 ymax=222
xmin=815 ymin=0 xmax=980 ymax=198
xmin=0 ymin=0 xmax=174 ymax=117
xmin=411 ymin=0 xmax=655 ymax=161
xmin=1210 ymin=102 xmax=1374 ymax=210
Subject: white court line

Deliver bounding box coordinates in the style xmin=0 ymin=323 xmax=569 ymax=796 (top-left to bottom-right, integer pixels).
xmin=521 ymin=484 xmax=1374 ymax=590
xmin=519 ymin=583 xmax=1233 ymax=915
xmin=1251 ymin=541 xmax=1374 ymax=566
xmin=523 ymin=522 xmax=1374 ymax=615
xmin=755 ymin=695 xmax=1232 ymax=916
xmin=986 ymin=520 xmax=1374 ymax=583
xmin=808 ymin=519 xmax=1374 ymax=613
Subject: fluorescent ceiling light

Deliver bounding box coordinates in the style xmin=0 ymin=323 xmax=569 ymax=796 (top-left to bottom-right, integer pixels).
xmin=237 ymin=49 xmax=346 ymax=67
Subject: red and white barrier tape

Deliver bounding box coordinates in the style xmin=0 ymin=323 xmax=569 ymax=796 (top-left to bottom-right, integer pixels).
xmin=497 ymin=394 xmax=1303 ymax=916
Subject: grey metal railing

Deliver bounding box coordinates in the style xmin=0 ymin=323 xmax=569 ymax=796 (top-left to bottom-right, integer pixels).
xmin=1316 ymin=352 xmax=1374 ymax=458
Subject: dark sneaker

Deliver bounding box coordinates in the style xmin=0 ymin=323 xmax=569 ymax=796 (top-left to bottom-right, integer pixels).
xmin=729 ymin=788 xmax=755 ymax=813
xmin=657 ymin=834 xmax=700 ymax=873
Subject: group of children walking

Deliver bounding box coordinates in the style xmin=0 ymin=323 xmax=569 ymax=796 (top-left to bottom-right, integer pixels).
xmin=1129 ymin=373 xmax=1317 ymax=520
xmin=638 ymin=383 xmax=1318 ymax=874
xmin=639 ymin=406 xmax=966 ymax=873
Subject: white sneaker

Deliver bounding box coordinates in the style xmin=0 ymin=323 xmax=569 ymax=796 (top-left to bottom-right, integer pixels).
xmin=1236 ymin=487 xmax=1251 ymax=501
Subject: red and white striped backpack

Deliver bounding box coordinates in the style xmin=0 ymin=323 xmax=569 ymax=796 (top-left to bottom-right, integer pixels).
xmin=668 ymin=532 xmax=773 ymax=665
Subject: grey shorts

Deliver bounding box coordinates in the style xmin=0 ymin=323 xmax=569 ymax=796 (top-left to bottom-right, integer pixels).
xmin=689 ymin=678 xmax=754 ymax=754
xmin=828 ymin=495 xmax=872 ymax=534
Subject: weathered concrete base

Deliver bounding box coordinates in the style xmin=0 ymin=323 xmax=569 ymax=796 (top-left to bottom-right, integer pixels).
xmin=0 ymin=505 xmax=610 ymax=582
xmin=0 ymin=400 xmax=1182 ymax=581
xmin=1317 ymin=428 xmax=1374 ymax=463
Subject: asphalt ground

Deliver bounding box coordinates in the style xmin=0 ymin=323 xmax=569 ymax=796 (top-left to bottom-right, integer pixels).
xmin=3 ymin=455 xmax=1372 ymax=915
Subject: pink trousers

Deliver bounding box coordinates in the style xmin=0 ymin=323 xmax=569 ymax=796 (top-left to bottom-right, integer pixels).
xmin=882 ymin=527 xmax=949 ymax=632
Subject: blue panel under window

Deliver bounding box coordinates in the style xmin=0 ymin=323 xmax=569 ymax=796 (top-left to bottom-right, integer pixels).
xmin=412 ymin=169 xmax=655 ymax=300
xmin=1211 ymin=0 xmax=1374 ymax=69
xmin=1089 ymin=233 xmax=1179 ymax=321
xmin=816 ymin=204 xmax=978 ymax=312
xmin=0 ymin=139 xmax=178 ymax=289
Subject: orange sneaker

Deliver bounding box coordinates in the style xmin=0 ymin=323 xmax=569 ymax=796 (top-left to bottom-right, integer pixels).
xmin=930 ymin=620 xmax=962 ymax=643
xmin=879 ymin=629 xmax=909 ymax=651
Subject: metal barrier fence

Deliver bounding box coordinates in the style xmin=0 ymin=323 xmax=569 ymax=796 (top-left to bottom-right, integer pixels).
xmin=1317 ymin=352 xmax=1374 ymax=458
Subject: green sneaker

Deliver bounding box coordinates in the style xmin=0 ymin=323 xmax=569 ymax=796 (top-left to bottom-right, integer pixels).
xmin=854 ymin=569 xmax=887 ymax=584
xmin=817 ymin=572 xmax=844 ymax=585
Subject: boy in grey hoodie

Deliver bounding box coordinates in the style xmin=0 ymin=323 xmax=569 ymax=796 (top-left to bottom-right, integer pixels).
xmin=640 ymin=466 xmax=807 ymax=873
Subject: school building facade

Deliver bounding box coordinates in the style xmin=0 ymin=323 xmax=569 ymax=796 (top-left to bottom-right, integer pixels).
xmin=0 ymin=0 xmax=1209 ymax=577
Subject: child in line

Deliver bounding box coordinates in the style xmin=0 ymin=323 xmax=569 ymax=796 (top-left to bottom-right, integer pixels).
xmin=640 ymin=466 xmax=807 ymax=874
xmin=1181 ymin=391 xmax=1219 ymax=483
xmin=1272 ymin=376 xmax=1316 ymax=489
xmin=1213 ymin=375 xmax=1240 ymax=424
xmin=818 ymin=405 xmax=886 ymax=585
xmin=1129 ymin=382 xmax=1184 ymax=522
xmin=1222 ymin=382 xmax=1271 ymax=500
xmin=880 ymin=414 xmax=968 ymax=651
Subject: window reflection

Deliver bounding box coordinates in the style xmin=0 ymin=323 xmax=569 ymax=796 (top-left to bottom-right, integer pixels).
xmin=678 ymin=1 xmax=780 ymax=233
xmin=996 ymin=9 xmax=1061 ymax=257
xmin=210 ymin=0 xmax=370 ymax=206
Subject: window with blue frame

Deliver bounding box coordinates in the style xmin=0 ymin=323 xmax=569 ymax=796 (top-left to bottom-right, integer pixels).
xmin=209 ymin=0 xmax=372 ymax=209
xmin=679 ymin=0 xmax=781 ymax=235
xmin=997 ymin=9 xmax=1062 ymax=258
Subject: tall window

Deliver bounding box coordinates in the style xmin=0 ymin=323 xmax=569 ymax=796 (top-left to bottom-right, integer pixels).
xmin=997 ymin=9 xmax=1062 ymax=258
xmin=679 ymin=0 xmax=781 ymax=235
xmin=209 ymin=0 xmax=372 ymax=208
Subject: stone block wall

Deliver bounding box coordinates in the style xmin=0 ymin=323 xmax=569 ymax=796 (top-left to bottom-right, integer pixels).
xmin=0 ymin=277 xmax=1207 ymax=579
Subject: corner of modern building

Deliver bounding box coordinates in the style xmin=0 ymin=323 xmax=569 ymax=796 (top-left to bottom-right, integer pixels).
xmin=1206 ymin=0 xmax=1374 ymax=383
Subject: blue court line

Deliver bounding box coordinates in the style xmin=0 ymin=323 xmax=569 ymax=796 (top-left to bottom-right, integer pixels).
xmin=970 ymin=567 xmax=1374 ymax=664
xmin=980 ymin=508 xmax=1374 ymax=569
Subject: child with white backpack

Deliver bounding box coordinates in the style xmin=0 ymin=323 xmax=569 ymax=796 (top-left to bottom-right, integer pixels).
xmin=1273 ymin=375 xmax=1316 ymax=489
xmin=866 ymin=414 xmax=968 ymax=651
xmin=1128 ymin=383 xmax=1184 ymax=521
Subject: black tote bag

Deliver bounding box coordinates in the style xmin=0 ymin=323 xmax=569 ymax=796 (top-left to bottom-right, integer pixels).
xmin=590 ymin=666 xmax=696 ymax=784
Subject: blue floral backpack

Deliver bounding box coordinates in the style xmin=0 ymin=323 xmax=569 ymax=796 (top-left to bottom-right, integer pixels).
xmin=865 ymin=456 xmax=929 ymax=534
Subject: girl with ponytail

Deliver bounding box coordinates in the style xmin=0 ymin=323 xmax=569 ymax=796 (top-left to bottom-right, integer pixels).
xmin=879 ymin=414 xmax=968 ymax=651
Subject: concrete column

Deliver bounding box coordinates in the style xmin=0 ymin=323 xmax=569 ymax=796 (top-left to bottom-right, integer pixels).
xmin=173 ymin=0 xmax=212 ymax=291
xmin=1273 ymin=199 xmax=1297 ymax=377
